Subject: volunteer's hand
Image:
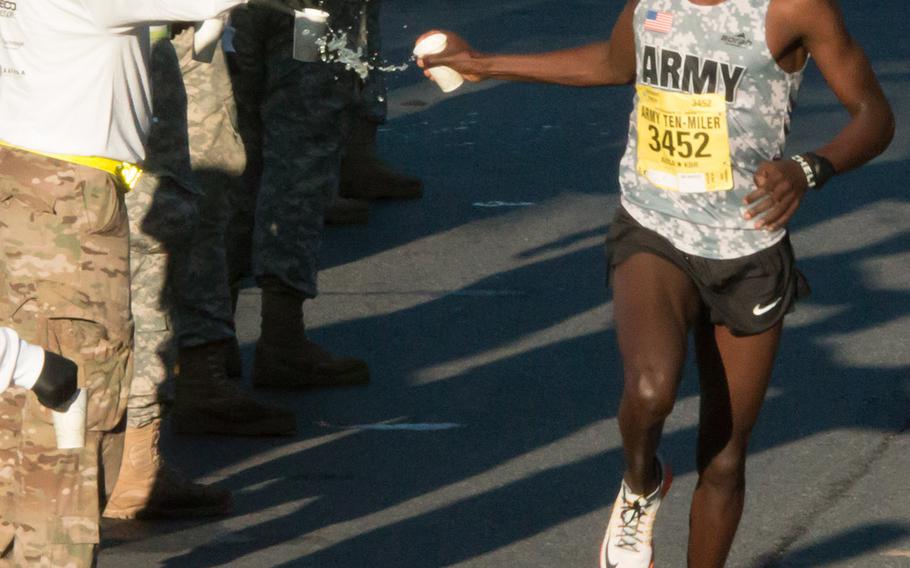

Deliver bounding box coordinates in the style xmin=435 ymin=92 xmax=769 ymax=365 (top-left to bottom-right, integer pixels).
xmin=743 ymin=159 xmax=809 ymax=231
xmin=31 ymin=351 xmax=78 ymax=411
xmin=415 ymin=30 xmax=486 ymax=82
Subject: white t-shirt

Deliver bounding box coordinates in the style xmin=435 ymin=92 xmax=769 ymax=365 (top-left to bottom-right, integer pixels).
xmin=0 ymin=0 xmax=246 ymax=163
xmin=0 ymin=327 xmax=45 ymax=394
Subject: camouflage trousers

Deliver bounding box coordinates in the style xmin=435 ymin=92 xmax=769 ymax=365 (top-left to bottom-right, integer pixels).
xmin=126 ymin=169 xmax=243 ymax=427
xmin=232 ymin=4 xmax=359 ymax=297
xmin=170 ymin=28 xmax=246 ymax=347
xmin=124 ymin=171 xmax=198 ymax=429
xmin=123 ymin=32 xmax=244 ymax=429
xmin=122 ymin=33 xmax=199 ymax=429
xmin=168 ymin=168 xmax=241 ymax=348
xmin=253 ymin=65 xmax=357 ymax=296
xmin=0 ymin=392 xmax=103 ymax=567
xmin=0 ymin=148 xmax=134 ymax=566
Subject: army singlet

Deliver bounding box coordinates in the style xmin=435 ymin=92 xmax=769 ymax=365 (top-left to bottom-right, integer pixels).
xmin=618 ymin=0 xmax=806 ymax=259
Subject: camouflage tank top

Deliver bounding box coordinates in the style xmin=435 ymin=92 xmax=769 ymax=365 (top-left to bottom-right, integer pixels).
xmin=618 ymin=0 xmax=805 ymax=259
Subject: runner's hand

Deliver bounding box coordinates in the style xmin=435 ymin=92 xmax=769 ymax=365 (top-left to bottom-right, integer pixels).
xmin=415 ymin=30 xmax=485 ymax=82
xmin=743 ymin=159 xmax=809 ymax=231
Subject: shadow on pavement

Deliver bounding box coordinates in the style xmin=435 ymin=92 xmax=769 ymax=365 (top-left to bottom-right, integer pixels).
xmin=763 ymin=523 xmax=910 ymax=567
xmin=100 ymin=0 xmax=909 ymax=566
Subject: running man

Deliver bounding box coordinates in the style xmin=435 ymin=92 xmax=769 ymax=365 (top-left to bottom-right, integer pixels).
xmin=416 ymin=0 xmax=894 ymax=566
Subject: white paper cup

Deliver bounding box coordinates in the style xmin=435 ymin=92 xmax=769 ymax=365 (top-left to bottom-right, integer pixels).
xmin=293 ymin=9 xmax=330 ymax=63
xmin=52 ymin=389 xmax=87 ymax=450
xmin=413 ymin=33 xmax=464 ymax=93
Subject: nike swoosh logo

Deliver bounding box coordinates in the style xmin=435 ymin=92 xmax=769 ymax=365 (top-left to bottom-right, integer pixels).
xmin=753 ymin=297 xmax=783 ymax=316
xmin=600 ymin=538 xmax=619 ymax=568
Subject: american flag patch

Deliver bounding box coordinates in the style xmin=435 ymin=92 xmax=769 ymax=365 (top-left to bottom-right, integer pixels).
xmin=644 ymin=10 xmax=673 ymax=33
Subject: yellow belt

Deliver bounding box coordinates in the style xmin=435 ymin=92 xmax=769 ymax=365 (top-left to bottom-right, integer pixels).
xmin=0 ymin=141 xmax=142 ymax=191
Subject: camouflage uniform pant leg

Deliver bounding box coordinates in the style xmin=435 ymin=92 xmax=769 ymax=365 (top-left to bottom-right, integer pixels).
xmin=361 ymin=0 xmax=388 ymax=123
xmin=225 ymin=166 xmax=256 ymax=288
xmin=167 ymin=27 xmax=246 ymax=347
xmin=0 ymin=400 xmax=102 ymax=567
xmin=253 ymin=65 xmax=358 ymax=296
xmin=168 ymin=171 xmax=236 ymax=348
xmin=0 ymin=148 xmax=133 ymax=565
xmin=122 ymin=37 xmax=197 ymax=428
xmin=11 ymin=537 xmax=98 ymax=568
xmin=126 ymin=253 xmax=171 ymax=429
xmin=228 ymin=6 xmax=269 ymax=288
xmin=0 ymin=389 xmax=24 ymax=560
xmin=8 ymin=427 xmax=102 ymax=568
xmin=124 ymin=175 xmax=172 ymax=430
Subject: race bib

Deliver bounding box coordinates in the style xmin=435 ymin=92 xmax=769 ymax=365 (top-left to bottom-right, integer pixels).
xmin=636 ymin=85 xmax=733 ymax=193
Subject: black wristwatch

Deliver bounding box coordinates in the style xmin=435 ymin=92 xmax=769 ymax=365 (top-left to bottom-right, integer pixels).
xmin=790 ymin=152 xmax=837 ymax=190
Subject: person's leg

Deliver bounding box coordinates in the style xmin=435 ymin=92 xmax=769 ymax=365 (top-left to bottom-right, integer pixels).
xmin=171 ymin=26 xmax=245 ymax=356
xmin=339 ymin=0 xmax=422 ymax=201
xmin=2 ymin=386 xmax=101 ymax=568
xmin=227 ymin=5 xmax=267 ymax=292
xmin=602 ymin=251 xmax=702 ymax=568
xmin=613 ymin=252 xmax=702 ymax=494
xmin=13 ymin=541 xmax=98 ymax=568
xmin=167 ymin=175 xmax=236 ymax=351
xmin=167 ymin=180 xmax=296 ymax=436
xmin=252 ymin=57 xmax=369 ymax=388
xmin=123 ymin=173 xmax=175 ymax=435
xmin=232 ymin=6 xmax=352 ymax=387
xmin=0 ymin=389 xmax=25 ymax=565
xmin=0 ymin=150 xmax=134 ymax=567
xmin=688 ymin=321 xmax=781 ymax=567
xmin=12 ymin=429 xmax=103 ymax=568
xmin=107 ymin=176 xmax=235 ymax=517
xmin=133 ymin=31 xmax=295 ymax=438
xmin=253 ymin=60 xmax=353 ymax=301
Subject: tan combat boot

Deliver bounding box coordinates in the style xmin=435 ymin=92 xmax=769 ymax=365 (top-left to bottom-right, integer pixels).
xmin=103 ymin=419 xmax=231 ymax=519
xmin=253 ymin=285 xmax=369 ymax=389
xmin=174 ymin=340 xmax=297 ymax=436
xmin=340 ymin=118 xmax=423 ymax=200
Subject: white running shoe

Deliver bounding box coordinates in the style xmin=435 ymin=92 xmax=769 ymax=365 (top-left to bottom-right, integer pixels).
xmin=599 ymin=459 xmax=673 ymax=568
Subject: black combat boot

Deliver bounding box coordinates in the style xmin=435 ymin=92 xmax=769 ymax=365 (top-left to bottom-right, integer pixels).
xmin=340 ymin=118 xmax=422 ymax=200
xmin=174 ymin=340 xmax=296 ymax=436
xmin=253 ymin=283 xmax=369 ymax=389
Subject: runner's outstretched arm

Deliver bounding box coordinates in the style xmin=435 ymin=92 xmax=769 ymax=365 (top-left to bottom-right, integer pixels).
xmin=744 ymin=0 xmax=895 ymax=230
xmin=416 ymin=0 xmax=637 ymax=87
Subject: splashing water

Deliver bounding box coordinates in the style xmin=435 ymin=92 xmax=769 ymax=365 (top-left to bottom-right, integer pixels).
xmin=377 ymin=62 xmax=410 ymax=73
xmin=317 ymin=30 xmax=409 ymax=80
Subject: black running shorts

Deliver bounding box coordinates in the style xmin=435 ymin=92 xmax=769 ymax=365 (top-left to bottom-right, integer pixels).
xmin=605 ymin=206 xmax=810 ymax=336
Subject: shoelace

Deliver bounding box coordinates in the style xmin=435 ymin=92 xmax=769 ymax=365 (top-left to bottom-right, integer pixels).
xmin=615 ymin=497 xmax=649 ymax=551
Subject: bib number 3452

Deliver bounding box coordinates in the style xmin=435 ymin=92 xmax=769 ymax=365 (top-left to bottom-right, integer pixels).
xmin=636 ymin=85 xmax=734 ymax=193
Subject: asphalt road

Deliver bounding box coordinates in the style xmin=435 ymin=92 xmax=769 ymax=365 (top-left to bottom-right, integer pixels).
xmin=100 ymin=1 xmax=909 ymax=567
